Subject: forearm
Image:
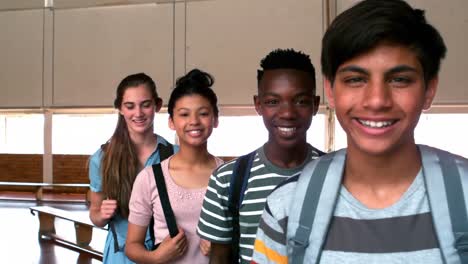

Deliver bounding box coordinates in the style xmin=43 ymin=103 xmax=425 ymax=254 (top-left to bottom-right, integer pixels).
xmin=209 ymin=243 xmax=232 ymax=264
xmin=125 ymin=242 xmax=160 ymax=264
xmin=88 ymin=191 xmax=113 ymax=227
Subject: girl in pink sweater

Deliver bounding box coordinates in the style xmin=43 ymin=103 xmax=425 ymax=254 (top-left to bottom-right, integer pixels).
xmin=126 ymin=69 xmax=223 ymax=263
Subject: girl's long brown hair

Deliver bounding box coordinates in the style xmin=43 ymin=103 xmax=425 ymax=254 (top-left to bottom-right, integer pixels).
xmin=101 ymin=73 xmax=159 ymax=218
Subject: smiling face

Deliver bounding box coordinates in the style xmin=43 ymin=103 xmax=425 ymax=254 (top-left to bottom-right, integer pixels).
xmin=169 ymin=94 xmax=218 ymax=148
xmin=255 ymin=69 xmax=319 ymax=150
xmin=119 ymin=84 xmax=161 ymax=138
xmin=325 ymin=44 xmax=437 ymax=157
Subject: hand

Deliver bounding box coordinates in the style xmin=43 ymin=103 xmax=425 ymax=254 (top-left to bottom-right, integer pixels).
xmin=153 ymin=228 xmax=187 ymax=262
xmin=100 ymin=199 xmax=117 ymax=221
xmin=199 ymin=239 xmax=211 ymax=256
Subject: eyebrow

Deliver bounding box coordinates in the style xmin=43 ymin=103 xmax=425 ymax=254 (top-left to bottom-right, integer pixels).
xmin=337 ymin=65 xmax=369 ymax=75
xmin=337 ymin=65 xmax=419 ymax=76
xmin=260 ymin=91 xmax=314 ymax=97
xmin=123 ymin=99 xmax=152 ymax=105
xmin=385 ymin=65 xmax=419 ymax=75
xmin=176 ymin=106 xmax=210 ymax=112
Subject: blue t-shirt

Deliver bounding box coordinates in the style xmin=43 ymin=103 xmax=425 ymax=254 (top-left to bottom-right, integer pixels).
xmin=89 ymin=134 xmax=177 ymax=264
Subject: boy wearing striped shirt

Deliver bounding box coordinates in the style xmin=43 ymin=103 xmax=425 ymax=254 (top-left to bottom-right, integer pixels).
xmin=197 ymin=49 xmax=325 ymax=263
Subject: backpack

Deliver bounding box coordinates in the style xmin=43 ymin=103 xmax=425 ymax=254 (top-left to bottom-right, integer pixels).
xmin=288 ymin=145 xmax=468 ymax=264
xmin=109 ymin=142 xmax=174 ymax=253
xmin=227 ymin=151 xmax=256 ymax=263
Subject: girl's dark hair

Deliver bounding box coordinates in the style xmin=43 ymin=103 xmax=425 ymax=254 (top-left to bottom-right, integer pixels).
xmin=168 ymin=69 xmax=219 ymax=118
xmin=101 ymin=72 xmax=159 ymax=218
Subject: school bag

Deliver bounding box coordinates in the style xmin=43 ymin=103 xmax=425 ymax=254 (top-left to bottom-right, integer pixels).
xmin=227 ymin=151 xmax=256 ymax=263
xmin=109 ymin=142 xmax=174 ymax=253
xmin=287 ymin=145 xmax=468 ymax=264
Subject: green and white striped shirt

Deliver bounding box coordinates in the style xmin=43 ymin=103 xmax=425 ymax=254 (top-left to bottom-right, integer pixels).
xmin=197 ymin=144 xmax=323 ymax=263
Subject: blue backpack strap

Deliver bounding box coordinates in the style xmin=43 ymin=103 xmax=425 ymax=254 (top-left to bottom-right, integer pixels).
xmin=227 ymin=150 xmax=256 ymax=263
xmin=289 ymin=150 xmax=345 ymax=264
xmin=438 ymin=150 xmax=468 ymax=263
xmin=420 ymin=145 xmax=468 ymax=264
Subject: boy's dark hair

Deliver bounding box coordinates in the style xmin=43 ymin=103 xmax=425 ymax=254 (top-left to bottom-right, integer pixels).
xmin=257 ymin=48 xmax=316 ymax=92
xmin=321 ymin=0 xmax=447 ymax=84
xmin=168 ymin=68 xmax=219 ymax=118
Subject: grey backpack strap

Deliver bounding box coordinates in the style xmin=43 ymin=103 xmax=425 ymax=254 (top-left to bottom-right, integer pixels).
xmin=290 ymin=151 xmax=345 ymax=264
xmin=437 ymin=150 xmax=468 ymax=263
xmin=420 ymin=145 xmax=468 ymax=263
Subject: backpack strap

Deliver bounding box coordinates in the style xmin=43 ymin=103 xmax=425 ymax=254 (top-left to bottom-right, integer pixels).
xmin=108 ymin=142 xmax=175 ymax=252
xmin=420 ymin=145 xmax=468 ymax=263
xmin=150 ymin=163 xmax=179 ymax=250
xmin=227 ymin=151 xmax=256 ymax=263
xmin=289 ymin=150 xmax=345 ymax=264
xmin=110 ymin=219 xmax=120 ymax=253
xmin=149 ymin=142 xmax=174 ymax=246
xmin=158 ymin=142 xmax=174 ymax=162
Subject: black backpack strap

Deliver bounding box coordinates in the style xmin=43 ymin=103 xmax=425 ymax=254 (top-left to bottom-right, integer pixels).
xmin=227 ymin=151 xmax=256 ymax=263
xmin=109 ymin=220 xmax=120 ymax=253
xmin=149 ymin=142 xmax=174 ymax=247
xmin=158 ymin=142 xmax=174 ymax=162
xmin=109 ymin=142 xmax=174 ymax=252
xmin=150 ymin=163 xmax=179 ymax=250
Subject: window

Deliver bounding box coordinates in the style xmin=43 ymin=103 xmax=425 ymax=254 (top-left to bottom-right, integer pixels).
xmin=52 ymin=113 xmax=176 ymax=155
xmin=0 ymin=114 xmax=44 ymax=154
xmin=415 ymin=113 xmax=468 ymax=158
xmin=207 ymin=114 xmax=327 ymax=157
xmin=333 ymin=113 xmax=468 ymax=158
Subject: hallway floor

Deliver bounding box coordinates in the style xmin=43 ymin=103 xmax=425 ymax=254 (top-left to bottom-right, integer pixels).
xmin=0 ymin=193 xmax=106 ymax=264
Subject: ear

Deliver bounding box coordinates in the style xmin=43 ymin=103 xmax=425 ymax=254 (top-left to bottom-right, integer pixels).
xmin=324 ymin=78 xmax=335 ymax=109
xmin=213 ymin=116 xmax=219 ymax=128
xmin=155 ymin=98 xmax=163 ymax=112
xmin=168 ymin=116 xmax=175 ymax=131
xmin=423 ymin=77 xmax=438 ymax=110
xmin=253 ymin=95 xmax=262 ymax=115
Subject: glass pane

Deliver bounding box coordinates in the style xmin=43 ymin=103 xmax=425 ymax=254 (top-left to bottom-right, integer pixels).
xmin=307 ymin=113 xmax=326 ymax=152
xmin=207 ymin=114 xmax=326 ymax=157
xmin=334 ymin=116 xmax=347 ymax=151
xmin=333 ymin=113 xmax=468 ymax=158
xmin=52 ymin=114 xmax=117 ymax=155
xmin=208 ymin=116 xmax=267 ymax=157
xmin=0 ymin=114 xmax=44 ymax=154
xmin=0 ymin=115 xmax=5 ymax=152
xmin=52 ymin=113 xmax=176 ymax=155
xmin=415 ymin=113 xmax=468 ymax=158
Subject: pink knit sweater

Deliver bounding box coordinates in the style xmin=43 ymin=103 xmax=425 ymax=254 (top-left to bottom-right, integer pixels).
xmin=129 ymin=156 xmax=224 ymax=263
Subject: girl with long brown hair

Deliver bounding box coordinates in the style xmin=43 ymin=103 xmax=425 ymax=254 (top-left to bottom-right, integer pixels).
xmin=89 ymin=73 xmax=175 ymax=263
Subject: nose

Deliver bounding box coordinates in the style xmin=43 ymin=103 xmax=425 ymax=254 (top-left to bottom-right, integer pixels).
xmin=189 ymin=113 xmax=200 ymax=125
xmin=278 ymin=101 xmax=297 ymax=119
xmin=363 ymin=80 xmax=393 ymax=110
xmin=135 ymin=105 xmax=144 ymax=116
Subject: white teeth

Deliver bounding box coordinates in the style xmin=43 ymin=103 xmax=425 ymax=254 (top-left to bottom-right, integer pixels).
xmin=359 ymin=120 xmax=394 ymax=128
xmin=278 ymin=127 xmax=296 ymax=133
xmin=188 ymin=130 xmax=201 ymax=136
